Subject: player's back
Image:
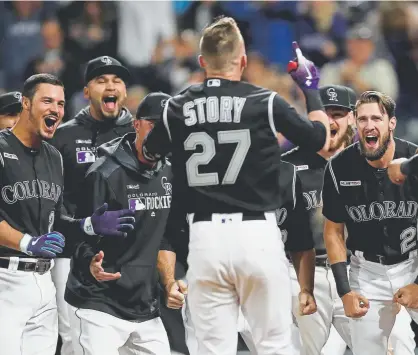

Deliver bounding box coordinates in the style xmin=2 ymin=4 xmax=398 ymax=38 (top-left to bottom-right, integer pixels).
xmin=165 ymin=79 xmax=282 ymax=213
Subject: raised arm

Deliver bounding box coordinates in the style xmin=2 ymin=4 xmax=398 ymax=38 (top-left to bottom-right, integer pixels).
xmin=281 ymin=41 xmax=330 ymax=152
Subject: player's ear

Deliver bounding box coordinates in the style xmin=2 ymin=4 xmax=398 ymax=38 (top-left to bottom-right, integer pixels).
xmin=348 ymin=111 xmax=354 ymax=126
xmin=22 ymin=96 xmax=30 ymax=111
xmin=133 ymin=119 xmax=140 ymax=133
xmin=389 ymin=116 xmax=397 ymax=132
xmin=241 ymin=54 xmax=247 ymax=70
xmin=83 ymin=86 xmax=89 ymax=100
xmin=198 ymin=55 xmax=206 ymax=69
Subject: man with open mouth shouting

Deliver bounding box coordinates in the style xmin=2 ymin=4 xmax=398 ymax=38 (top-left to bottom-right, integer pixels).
xmin=324 ymin=90 xmax=418 ymax=355
xmin=50 ymin=56 xmax=134 ymax=355
xmin=0 ymin=73 xmax=135 ymax=355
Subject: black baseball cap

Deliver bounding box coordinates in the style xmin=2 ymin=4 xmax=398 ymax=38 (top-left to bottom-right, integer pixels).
xmin=135 ymin=92 xmax=171 ymax=120
xmin=347 ymin=87 xmax=357 ymax=110
xmin=84 ymin=56 xmax=130 ymax=85
xmin=0 ymin=91 xmax=22 ymax=115
xmin=320 ymin=85 xmax=354 ymax=111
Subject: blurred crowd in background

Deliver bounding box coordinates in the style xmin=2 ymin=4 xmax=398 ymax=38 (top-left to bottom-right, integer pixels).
xmin=2 ymin=0 xmax=418 ymax=150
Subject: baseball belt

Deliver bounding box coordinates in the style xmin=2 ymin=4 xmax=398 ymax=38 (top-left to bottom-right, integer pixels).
xmin=192 ymin=211 xmax=266 ymax=223
xmin=0 ymin=258 xmax=52 ymax=274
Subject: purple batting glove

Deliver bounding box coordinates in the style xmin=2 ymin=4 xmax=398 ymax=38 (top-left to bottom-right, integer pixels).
xmin=20 ymin=232 xmax=65 ymax=258
xmin=81 ymin=203 xmax=136 ymax=238
xmin=287 ymin=41 xmax=320 ymax=90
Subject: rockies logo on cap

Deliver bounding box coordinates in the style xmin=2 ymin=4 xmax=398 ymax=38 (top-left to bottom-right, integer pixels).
xmin=13 ymin=92 xmax=22 ymax=101
xmin=327 ymin=87 xmax=338 ymax=102
xmin=101 ymin=56 xmax=113 ymax=65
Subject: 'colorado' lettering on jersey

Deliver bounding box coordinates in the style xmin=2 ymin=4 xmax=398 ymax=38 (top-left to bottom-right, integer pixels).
xmin=183 ymin=96 xmax=246 ymax=126
xmin=1 ymin=179 xmax=62 ymax=205
xmin=303 ymin=190 xmax=323 ymax=211
xmin=346 ymin=201 xmax=418 ymax=222
xmin=282 ymin=147 xmax=328 ymax=254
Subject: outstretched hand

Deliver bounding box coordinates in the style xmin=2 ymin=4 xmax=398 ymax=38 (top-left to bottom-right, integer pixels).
xmin=83 ymin=203 xmax=136 ymax=238
xmin=90 ymin=250 xmax=121 ymax=282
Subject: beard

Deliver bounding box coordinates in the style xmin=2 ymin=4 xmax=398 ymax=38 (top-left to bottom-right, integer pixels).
xmin=329 ymin=126 xmax=354 ymax=153
xmin=359 ymin=129 xmax=391 ymax=161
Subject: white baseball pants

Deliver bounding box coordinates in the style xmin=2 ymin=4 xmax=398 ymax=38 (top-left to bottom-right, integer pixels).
xmin=186 ymin=212 xmax=296 ymax=355
xmin=51 ymin=257 xmax=73 ymax=355
xmin=349 ymin=252 xmax=418 ymax=355
xmin=289 ymin=263 xmax=351 ymax=355
xmin=0 ymin=259 xmax=58 ymax=355
xmin=68 ymin=306 xmax=170 ymax=355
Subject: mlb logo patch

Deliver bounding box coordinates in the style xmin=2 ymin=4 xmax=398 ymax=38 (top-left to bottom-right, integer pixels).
xmin=129 ymin=198 xmax=146 ymax=211
xmin=207 ymin=79 xmax=220 ymax=87
xmin=76 ymin=151 xmax=95 ymax=164
xmin=3 ymin=152 xmax=18 ymax=160
xmin=340 ymin=180 xmax=361 ymax=186
xmin=296 ymin=165 xmax=309 ymax=171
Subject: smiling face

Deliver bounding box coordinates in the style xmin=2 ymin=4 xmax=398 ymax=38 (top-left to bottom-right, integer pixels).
xmin=23 ymin=83 xmax=65 ymax=140
xmin=356 ymin=102 xmax=396 ymax=161
xmin=84 ymin=74 xmax=127 ymax=120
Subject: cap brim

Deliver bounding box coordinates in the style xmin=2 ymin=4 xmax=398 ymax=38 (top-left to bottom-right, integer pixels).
xmin=323 ymin=103 xmax=351 ymax=110
xmin=86 ymin=65 xmax=131 ymax=85
xmin=0 ymin=102 xmax=22 ymax=115
xmin=136 ymin=114 xmax=160 ymax=121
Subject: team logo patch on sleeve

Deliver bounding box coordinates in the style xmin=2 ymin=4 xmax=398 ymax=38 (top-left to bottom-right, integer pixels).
xmin=340 ymin=180 xmax=361 ymax=186
xmin=76 ymin=151 xmax=96 ymax=164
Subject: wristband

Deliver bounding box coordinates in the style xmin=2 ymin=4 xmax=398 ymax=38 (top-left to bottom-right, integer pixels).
xmin=19 ymin=233 xmax=33 ymax=254
xmin=330 ymin=262 xmax=351 ymax=297
xmin=81 ymin=217 xmax=96 ymax=236
xmin=303 ymin=89 xmax=324 ymax=113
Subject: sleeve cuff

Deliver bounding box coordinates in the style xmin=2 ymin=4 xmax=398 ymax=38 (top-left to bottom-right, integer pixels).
xmin=81 ymin=217 xmax=96 ymax=236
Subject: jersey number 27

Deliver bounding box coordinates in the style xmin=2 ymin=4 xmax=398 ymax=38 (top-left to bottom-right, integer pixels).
xmin=184 ymin=129 xmax=251 ymax=187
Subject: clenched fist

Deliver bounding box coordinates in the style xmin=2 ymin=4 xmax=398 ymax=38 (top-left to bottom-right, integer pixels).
xmin=342 ymin=291 xmax=369 ymax=318
xmin=165 ymin=279 xmax=188 ymax=309
xmin=299 ymin=290 xmax=317 ymax=315
xmin=388 ymin=158 xmax=408 ymax=185
xmin=394 ymin=284 xmax=418 ymax=309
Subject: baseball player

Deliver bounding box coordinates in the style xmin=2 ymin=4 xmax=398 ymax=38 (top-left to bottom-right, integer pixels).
xmin=65 ymin=92 xmax=174 ymax=355
xmin=50 ymin=55 xmax=134 ymax=355
xmin=0 ymin=91 xmax=22 ymax=129
xmin=323 ymin=90 xmax=418 ymax=355
xmin=140 ymin=16 xmax=331 ymax=354
xmin=0 ymin=73 xmax=135 ymax=355
xmin=282 ymin=84 xmax=356 ymax=355
xmin=283 ymin=85 xmax=415 ymax=355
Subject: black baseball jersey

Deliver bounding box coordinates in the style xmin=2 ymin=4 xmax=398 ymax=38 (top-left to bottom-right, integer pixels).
xmin=277 ymin=161 xmax=314 ymax=252
xmin=65 ymin=133 xmax=174 ymax=321
xmin=51 ymin=107 xmax=134 ymax=218
xmin=144 ymin=78 xmax=326 ymax=214
xmin=283 ymin=147 xmax=328 ymax=254
xmin=323 ymin=138 xmax=418 ymax=257
xmin=0 ymin=130 xmax=82 ymax=257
